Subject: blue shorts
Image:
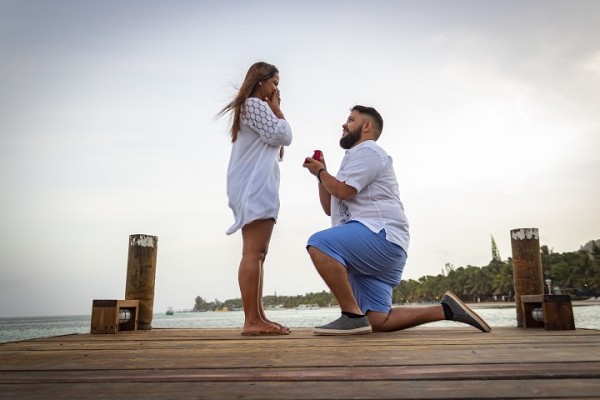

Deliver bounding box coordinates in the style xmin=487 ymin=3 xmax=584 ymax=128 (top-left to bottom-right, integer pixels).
xmin=307 ymin=221 xmax=407 ymax=314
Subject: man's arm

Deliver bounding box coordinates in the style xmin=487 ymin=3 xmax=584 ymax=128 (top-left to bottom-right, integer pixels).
xmin=317 ymin=177 xmax=331 ymax=216
xmin=304 ymin=155 xmax=358 ymax=216
xmin=318 ymin=170 xmax=358 ymax=202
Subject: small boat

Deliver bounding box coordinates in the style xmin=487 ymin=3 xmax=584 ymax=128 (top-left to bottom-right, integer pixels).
xmin=166 ymin=307 xmax=174 ymax=316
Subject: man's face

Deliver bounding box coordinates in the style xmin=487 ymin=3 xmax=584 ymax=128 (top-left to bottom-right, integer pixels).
xmin=340 ymin=110 xmax=364 ymax=149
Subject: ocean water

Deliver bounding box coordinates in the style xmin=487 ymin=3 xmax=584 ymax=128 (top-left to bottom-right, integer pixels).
xmin=1 ymin=304 xmax=598 ymax=344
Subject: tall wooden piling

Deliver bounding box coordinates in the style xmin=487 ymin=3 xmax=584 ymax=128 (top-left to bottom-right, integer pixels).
xmin=510 ymin=228 xmax=544 ymax=327
xmin=125 ymin=234 xmax=158 ymax=330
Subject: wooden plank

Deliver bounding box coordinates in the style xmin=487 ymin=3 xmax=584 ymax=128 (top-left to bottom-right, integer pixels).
xmin=2 ymin=362 xmax=600 ymax=383
xmin=3 ymin=341 xmax=600 ymax=370
xmin=2 ymin=379 xmax=600 ymax=400
xmin=5 ymin=327 xmax=600 ymax=348
xmin=10 ymin=331 xmax=600 ymax=349
xmin=521 ymin=295 xmax=545 ymax=302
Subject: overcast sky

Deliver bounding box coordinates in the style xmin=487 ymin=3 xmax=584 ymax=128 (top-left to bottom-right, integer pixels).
xmin=1 ymin=0 xmax=599 ymax=317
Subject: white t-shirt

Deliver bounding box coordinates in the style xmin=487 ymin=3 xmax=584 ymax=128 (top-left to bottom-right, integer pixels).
xmin=226 ymin=97 xmax=293 ymax=234
xmin=332 ymin=140 xmax=410 ymax=251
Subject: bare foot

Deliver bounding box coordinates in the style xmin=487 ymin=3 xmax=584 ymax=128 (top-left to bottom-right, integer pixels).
xmin=268 ymin=321 xmax=291 ymax=333
xmin=241 ymin=321 xmax=289 ymax=336
xmin=259 ymin=312 xmax=291 ymax=333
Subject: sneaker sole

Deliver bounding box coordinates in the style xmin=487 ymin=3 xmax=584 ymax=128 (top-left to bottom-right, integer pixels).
xmin=445 ymin=291 xmax=492 ymax=332
xmin=312 ymin=325 xmax=372 ymax=336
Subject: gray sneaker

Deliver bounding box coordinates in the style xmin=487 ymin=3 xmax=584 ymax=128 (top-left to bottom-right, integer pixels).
xmin=313 ymin=314 xmax=372 ymax=336
xmin=441 ymin=291 xmax=491 ymax=332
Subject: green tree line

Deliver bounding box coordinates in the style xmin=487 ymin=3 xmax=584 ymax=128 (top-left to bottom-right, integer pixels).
xmin=193 ymin=290 xmax=338 ymax=312
xmin=193 ymin=238 xmax=600 ymax=311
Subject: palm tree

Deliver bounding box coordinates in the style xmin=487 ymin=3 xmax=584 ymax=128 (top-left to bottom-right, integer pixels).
xmin=492 ymin=261 xmax=514 ymax=300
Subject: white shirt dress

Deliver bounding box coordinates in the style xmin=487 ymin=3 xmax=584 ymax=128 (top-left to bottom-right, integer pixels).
xmin=226 ymin=97 xmax=293 ymax=235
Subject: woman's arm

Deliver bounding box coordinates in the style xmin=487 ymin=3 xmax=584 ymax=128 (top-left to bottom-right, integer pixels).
xmin=243 ymin=98 xmax=292 ymax=146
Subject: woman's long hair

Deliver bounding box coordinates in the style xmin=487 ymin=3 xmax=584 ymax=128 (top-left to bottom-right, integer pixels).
xmin=218 ymin=62 xmax=279 ymax=142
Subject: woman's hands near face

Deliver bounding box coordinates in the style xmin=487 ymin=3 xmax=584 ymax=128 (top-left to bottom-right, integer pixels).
xmin=260 ymin=73 xmax=283 ymax=118
xmin=264 ymin=88 xmax=280 ymax=106
xmin=265 ymin=89 xmax=284 ymax=118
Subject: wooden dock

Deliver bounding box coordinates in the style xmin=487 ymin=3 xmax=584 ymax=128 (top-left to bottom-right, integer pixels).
xmin=1 ymin=327 xmax=599 ymax=399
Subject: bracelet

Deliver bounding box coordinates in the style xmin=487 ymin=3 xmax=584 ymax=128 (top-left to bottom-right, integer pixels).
xmin=316 ymin=168 xmax=326 ymax=183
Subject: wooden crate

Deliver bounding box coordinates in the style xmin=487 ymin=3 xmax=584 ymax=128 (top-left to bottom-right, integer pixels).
xmin=521 ymin=294 xmax=575 ymax=330
xmin=90 ymin=299 xmax=139 ymax=334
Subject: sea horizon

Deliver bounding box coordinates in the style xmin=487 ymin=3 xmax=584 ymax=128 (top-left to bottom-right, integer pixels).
xmin=2 ymin=298 xmax=599 ymax=319
xmin=1 ymin=302 xmax=599 ymax=344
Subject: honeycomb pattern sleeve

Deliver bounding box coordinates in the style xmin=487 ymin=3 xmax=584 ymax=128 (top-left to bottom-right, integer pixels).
xmin=242 ymin=97 xmax=292 ymax=146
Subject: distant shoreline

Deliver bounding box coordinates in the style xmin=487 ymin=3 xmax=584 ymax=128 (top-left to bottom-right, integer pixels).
xmin=1 ymin=299 xmax=598 ymax=320
xmin=395 ymin=298 xmax=600 ymax=309
xmin=468 ymin=299 xmax=600 ymax=309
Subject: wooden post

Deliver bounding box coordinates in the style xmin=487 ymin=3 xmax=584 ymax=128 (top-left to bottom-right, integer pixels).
xmin=125 ymin=234 xmax=158 ymax=330
xmin=510 ymin=228 xmax=544 ymax=327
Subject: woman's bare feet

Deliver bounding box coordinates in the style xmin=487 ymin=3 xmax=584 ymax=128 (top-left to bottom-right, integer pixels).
xmin=241 ymin=320 xmax=290 ymax=336
xmin=267 ymin=321 xmax=291 ymax=333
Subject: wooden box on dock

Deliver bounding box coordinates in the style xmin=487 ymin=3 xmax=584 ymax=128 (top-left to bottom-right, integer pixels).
xmin=521 ymin=294 xmax=575 ymax=330
xmin=91 ymin=299 xmax=139 ymax=334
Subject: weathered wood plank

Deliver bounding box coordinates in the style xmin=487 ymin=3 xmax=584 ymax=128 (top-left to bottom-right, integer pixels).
xmin=2 ymin=379 xmax=600 ymax=400
xmin=3 ymin=343 xmax=600 ymax=370
xmin=7 ymin=328 xmax=600 ymax=350
xmin=2 ymin=362 xmax=600 ymax=383
xmin=8 ymin=326 xmax=596 ymax=342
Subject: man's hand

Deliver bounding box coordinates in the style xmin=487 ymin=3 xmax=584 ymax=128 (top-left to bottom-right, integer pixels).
xmin=303 ymin=152 xmax=326 ymax=176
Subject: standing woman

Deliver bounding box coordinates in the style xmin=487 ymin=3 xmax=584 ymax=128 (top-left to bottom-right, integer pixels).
xmin=219 ymin=62 xmax=292 ymax=335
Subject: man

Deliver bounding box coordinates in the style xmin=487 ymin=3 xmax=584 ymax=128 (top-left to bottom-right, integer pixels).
xmin=302 ymin=105 xmax=491 ymax=335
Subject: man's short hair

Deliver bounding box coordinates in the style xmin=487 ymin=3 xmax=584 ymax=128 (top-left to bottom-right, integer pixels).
xmin=351 ymin=105 xmax=384 ymax=136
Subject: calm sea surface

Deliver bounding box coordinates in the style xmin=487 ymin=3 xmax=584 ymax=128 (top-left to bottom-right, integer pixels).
xmin=1 ymin=304 xmax=598 ymax=344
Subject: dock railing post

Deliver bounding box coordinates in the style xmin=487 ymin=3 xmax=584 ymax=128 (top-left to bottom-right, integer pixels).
xmin=125 ymin=234 xmax=158 ymax=330
xmin=510 ymin=228 xmax=544 ymax=327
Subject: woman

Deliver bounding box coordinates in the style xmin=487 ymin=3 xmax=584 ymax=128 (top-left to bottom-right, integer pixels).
xmin=219 ymin=62 xmax=293 ymax=335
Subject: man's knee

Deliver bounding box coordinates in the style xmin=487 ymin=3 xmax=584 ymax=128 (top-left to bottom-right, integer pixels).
xmin=307 ymin=245 xmax=320 ymax=257
xmin=307 ymin=245 xmax=326 ymax=262
xmin=366 ymin=311 xmax=389 ymax=332
xmin=307 ymin=246 xmax=346 ymax=272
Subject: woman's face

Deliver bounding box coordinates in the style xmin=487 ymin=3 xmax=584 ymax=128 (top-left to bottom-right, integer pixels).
xmin=258 ymin=73 xmax=280 ymax=100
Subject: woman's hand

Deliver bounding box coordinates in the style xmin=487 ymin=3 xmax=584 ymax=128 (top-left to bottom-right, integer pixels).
xmin=265 ymin=89 xmax=284 ymax=119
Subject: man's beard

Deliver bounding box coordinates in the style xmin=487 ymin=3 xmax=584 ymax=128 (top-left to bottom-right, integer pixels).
xmin=339 ymin=126 xmax=362 ymax=149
